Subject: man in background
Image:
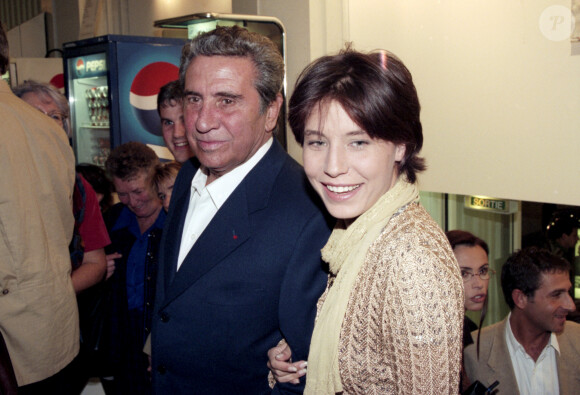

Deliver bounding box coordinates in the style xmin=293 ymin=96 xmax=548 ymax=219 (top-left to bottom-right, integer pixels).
xmin=464 ymin=247 xmax=580 ymax=394
xmin=0 ymin=21 xmax=79 ymax=393
xmin=157 ymin=80 xmax=194 ymax=163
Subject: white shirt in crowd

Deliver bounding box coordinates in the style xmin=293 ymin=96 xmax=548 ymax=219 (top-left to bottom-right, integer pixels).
xmin=505 ymin=313 xmax=560 ymax=395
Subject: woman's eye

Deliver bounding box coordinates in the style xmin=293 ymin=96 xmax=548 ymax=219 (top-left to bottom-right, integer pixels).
xmin=479 ymin=267 xmax=489 ymax=275
xmin=351 ymin=140 xmax=369 ymax=148
xmin=306 ymin=139 xmax=325 ymax=147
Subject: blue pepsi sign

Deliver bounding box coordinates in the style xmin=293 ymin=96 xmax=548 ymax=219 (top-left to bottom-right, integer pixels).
xmin=116 ymin=42 xmax=181 ymax=145
xmin=73 ymin=53 xmax=108 ymax=79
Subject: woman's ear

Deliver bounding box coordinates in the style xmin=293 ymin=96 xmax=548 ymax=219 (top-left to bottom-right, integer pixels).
xmin=395 ymin=143 xmax=406 ymax=162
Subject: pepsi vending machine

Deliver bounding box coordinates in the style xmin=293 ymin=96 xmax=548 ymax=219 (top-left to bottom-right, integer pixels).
xmin=63 ymin=35 xmax=185 ymax=165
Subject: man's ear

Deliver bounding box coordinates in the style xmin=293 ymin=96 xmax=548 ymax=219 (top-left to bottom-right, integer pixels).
xmin=264 ymin=93 xmax=283 ymax=133
xmin=512 ymin=289 xmax=528 ymax=309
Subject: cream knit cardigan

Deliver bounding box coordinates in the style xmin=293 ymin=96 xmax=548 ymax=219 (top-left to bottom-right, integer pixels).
xmin=317 ymin=202 xmax=464 ymax=394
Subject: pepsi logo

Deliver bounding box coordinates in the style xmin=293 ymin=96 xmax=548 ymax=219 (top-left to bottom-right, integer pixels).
xmin=129 ymin=62 xmax=179 ymax=137
xmin=49 ymin=74 xmax=65 ymax=91
xmin=86 ymin=59 xmax=106 ymax=73
xmin=76 ymin=58 xmax=85 ymax=77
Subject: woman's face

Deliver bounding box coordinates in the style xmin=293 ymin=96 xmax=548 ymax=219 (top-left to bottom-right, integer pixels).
xmin=302 ymin=100 xmax=405 ymax=223
xmin=157 ymin=177 xmax=176 ymax=213
xmin=20 ymin=92 xmax=65 ymax=130
xmin=113 ymin=171 xmax=161 ymax=220
xmin=455 ymin=244 xmax=490 ymax=311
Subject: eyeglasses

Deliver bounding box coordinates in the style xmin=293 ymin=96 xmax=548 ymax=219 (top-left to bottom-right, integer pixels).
xmin=36 ymin=108 xmax=67 ymax=124
xmin=45 ymin=111 xmax=67 ymax=124
xmin=461 ymin=266 xmax=495 ymax=282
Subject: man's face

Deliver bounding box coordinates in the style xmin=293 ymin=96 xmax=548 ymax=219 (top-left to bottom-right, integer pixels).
xmin=523 ymin=270 xmax=576 ymax=333
xmin=160 ymin=100 xmax=194 ymax=163
xmin=183 ymin=55 xmax=281 ymax=183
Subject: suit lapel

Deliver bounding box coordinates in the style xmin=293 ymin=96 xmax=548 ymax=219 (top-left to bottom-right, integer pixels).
xmin=162 ymin=184 xmax=251 ymax=306
xmin=487 ymin=319 xmax=519 ymax=394
xmin=556 ymin=330 xmax=580 ymax=394
xmin=160 ymin=140 xmax=287 ymax=308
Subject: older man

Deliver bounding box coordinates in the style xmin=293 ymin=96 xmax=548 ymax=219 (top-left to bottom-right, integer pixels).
xmin=0 ymin=21 xmax=78 ymax=393
xmin=464 ymin=247 xmax=580 ymax=394
xmin=150 ymin=26 xmax=331 ymax=394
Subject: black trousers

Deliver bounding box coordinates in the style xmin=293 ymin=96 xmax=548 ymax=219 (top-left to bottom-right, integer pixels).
xmin=0 ymin=331 xmax=17 ymax=395
xmin=17 ymin=353 xmax=83 ymax=395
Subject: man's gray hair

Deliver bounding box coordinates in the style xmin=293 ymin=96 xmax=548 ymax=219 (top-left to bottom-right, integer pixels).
xmin=179 ymin=25 xmax=284 ymax=114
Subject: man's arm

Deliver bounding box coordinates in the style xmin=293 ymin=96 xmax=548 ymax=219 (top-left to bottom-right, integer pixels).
xmin=274 ymin=211 xmax=330 ymax=393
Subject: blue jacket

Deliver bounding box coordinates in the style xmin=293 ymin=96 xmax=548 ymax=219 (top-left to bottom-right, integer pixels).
xmin=151 ymin=140 xmax=331 ymax=394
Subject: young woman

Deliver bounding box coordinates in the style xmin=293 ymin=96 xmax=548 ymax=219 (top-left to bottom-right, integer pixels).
xmin=446 ymin=230 xmax=493 ymax=392
xmin=268 ymin=48 xmax=464 ymax=394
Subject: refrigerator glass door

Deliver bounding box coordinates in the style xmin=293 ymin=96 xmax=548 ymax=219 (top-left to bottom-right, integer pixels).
xmin=67 ymin=52 xmax=110 ymax=165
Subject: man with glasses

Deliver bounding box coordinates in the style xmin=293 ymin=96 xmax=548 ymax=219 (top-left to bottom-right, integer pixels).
xmin=464 ymin=247 xmax=580 ymax=394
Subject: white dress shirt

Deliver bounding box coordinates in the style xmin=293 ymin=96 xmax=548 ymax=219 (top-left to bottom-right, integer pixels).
xmin=505 ymin=313 xmax=560 ymax=395
xmin=176 ymin=138 xmax=273 ymax=269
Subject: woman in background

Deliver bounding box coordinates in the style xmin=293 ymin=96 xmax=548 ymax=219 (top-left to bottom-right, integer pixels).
xmin=445 ymin=230 xmax=493 ymax=392
xmin=152 ymin=161 xmax=181 ymax=213
xmin=102 ymin=142 xmax=163 ymax=395
xmin=268 ymin=47 xmax=464 ymax=394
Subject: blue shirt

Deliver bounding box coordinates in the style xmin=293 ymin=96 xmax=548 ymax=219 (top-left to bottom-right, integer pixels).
xmin=112 ymin=206 xmax=166 ymax=311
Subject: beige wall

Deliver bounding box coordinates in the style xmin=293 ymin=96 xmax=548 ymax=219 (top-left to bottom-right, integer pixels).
xmin=45 ymin=0 xmax=580 ymax=206
xmin=344 ymin=0 xmax=580 ymax=206
xmin=74 ymin=0 xmax=232 ymax=39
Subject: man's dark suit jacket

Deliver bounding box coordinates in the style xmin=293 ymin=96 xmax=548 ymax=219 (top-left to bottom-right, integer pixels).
xmin=151 ymin=140 xmax=332 ymax=394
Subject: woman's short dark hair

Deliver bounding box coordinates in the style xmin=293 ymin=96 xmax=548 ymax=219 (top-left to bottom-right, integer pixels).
xmin=289 ymin=46 xmax=425 ymax=183
xmin=446 ymin=230 xmax=489 ymax=256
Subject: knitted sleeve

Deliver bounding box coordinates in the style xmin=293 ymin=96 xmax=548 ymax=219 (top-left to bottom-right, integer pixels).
xmin=338 ymin=204 xmax=464 ymax=394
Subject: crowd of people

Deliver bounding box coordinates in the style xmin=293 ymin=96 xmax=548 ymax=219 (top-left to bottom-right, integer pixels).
xmin=1 ymin=20 xmax=579 ymax=395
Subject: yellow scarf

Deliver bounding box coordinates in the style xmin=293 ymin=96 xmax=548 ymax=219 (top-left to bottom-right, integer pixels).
xmin=305 ymin=177 xmax=419 ymax=394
